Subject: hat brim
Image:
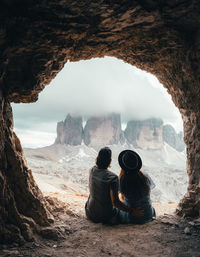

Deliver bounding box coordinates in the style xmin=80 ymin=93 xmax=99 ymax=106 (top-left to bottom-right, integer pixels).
xmin=118 ymin=150 xmax=142 ymax=173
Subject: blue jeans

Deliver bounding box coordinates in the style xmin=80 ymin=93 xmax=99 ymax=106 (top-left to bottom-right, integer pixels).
xmin=118 ymin=195 xmax=156 ymax=224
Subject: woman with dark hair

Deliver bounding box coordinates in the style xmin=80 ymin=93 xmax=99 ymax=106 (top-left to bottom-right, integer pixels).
xmin=85 ymin=147 xmax=144 ymax=224
xmin=118 ymin=150 xmax=156 ymax=224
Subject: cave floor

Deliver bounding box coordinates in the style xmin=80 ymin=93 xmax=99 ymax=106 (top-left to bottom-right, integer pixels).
xmin=1 ymin=194 xmax=200 ymax=257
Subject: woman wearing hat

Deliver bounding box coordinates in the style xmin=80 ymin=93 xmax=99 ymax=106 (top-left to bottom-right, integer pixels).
xmin=85 ymin=147 xmax=144 ymax=224
xmin=118 ymin=150 xmax=156 ymax=224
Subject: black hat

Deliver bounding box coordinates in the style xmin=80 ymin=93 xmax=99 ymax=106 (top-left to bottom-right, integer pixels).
xmin=118 ymin=150 xmax=142 ymax=173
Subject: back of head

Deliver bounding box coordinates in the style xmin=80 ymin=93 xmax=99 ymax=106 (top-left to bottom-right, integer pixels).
xmin=96 ymin=147 xmax=112 ymax=169
xmin=118 ymin=150 xmax=149 ymax=199
xmin=118 ymin=150 xmax=142 ymax=175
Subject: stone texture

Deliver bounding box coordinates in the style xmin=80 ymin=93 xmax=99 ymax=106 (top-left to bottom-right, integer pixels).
xmin=0 ymin=90 xmax=53 ymax=244
xmin=124 ymin=118 xmax=163 ymax=149
xmin=83 ymin=113 xmax=123 ymax=147
xmin=176 ymin=110 xmax=200 ymax=217
xmin=0 ymin=0 xmax=199 ymax=240
xmin=163 ymin=124 xmax=185 ymax=152
xmin=39 ymin=226 xmax=64 ymax=240
xmin=54 ymin=114 xmax=184 ymax=152
xmin=55 ymin=114 xmax=83 ymax=145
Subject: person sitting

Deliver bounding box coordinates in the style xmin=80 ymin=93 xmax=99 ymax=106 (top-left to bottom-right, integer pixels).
xmin=85 ymin=147 xmax=143 ymax=224
xmin=118 ymin=150 xmax=156 ymax=224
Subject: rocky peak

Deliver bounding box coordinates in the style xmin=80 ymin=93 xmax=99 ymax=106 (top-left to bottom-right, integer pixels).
xmin=163 ymin=125 xmax=185 ymax=152
xmin=54 ymin=114 xmax=185 ymax=152
xmin=124 ymin=118 xmax=164 ymax=150
xmin=83 ymin=113 xmax=123 ymax=147
xmin=55 ymin=114 xmax=83 ymax=145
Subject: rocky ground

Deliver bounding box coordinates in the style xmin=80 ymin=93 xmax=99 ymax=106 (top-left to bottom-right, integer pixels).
xmin=1 ymin=192 xmax=200 ymax=257
xmin=0 ymin=144 xmax=194 ymax=256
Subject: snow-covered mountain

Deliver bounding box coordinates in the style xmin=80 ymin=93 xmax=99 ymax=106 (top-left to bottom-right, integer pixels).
xmin=24 ymin=142 xmax=187 ymax=204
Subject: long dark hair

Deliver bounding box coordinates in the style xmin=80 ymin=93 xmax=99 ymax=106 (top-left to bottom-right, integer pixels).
xmin=119 ymin=169 xmax=150 ymax=200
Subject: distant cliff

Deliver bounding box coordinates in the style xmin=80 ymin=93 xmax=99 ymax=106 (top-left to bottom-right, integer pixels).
xmin=124 ymin=118 xmax=164 ymax=150
xmin=54 ymin=114 xmax=185 ymax=151
xmin=55 ymin=114 xmax=83 ymax=145
xmin=163 ymin=124 xmax=185 ymax=152
xmin=84 ymin=113 xmax=124 ymax=147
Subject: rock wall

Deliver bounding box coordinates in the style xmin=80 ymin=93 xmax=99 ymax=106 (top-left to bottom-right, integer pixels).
xmin=163 ymin=124 xmax=185 ymax=152
xmin=176 ymin=110 xmax=200 ymax=217
xmin=0 ymin=0 xmax=199 ymax=235
xmin=0 ymin=90 xmax=53 ymax=244
xmin=124 ymin=118 xmax=163 ymax=149
xmin=55 ymin=115 xmax=185 ymax=152
xmin=83 ymin=113 xmax=123 ymax=147
xmin=55 ymin=114 xmax=83 ymax=145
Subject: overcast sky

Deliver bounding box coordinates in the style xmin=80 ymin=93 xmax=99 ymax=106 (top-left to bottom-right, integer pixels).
xmin=12 ymin=57 xmax=183 ymax=148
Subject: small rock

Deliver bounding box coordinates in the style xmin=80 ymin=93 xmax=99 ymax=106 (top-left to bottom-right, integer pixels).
xmin=53 ymin=244 xmax=57 ymax=248
xmin=40 ymin=227 xmax=63 ymax=240
xmin=21 ymin=223 xmax=34 ymax=242
xmin=184 ymin=227 xmax=191 ymax=235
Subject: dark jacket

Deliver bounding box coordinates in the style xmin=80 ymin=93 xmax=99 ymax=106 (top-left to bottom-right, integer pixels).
xmin=85 ymin=166 xmax=119 ymax=223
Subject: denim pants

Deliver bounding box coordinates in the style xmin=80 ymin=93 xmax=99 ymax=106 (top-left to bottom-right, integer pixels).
xmin=118 ymin=195 xmax=156 ymax=224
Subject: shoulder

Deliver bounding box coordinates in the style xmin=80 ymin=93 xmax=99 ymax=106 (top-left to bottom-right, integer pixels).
xmin=106 ymin=169 xmax=118 ymax=182
xmin=90 ymin=166 xmax=95 ymax=173
xmin=89 ymin=166 xmax=98 ymax=175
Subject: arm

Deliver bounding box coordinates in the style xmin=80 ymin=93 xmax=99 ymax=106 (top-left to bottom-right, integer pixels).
xmin=119 ymin=192 xmax=124 ymax=202
xmin=110 ymin=188 xmax=144 ymax=217
xmin=110 ymin=188 xmax=130 ymax=212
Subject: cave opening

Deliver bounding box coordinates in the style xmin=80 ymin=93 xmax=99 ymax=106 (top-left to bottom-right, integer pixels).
xmin=1 ymin=0 xmax=200 ymax=245
xmin=12 ymin=56 xmax=187 ymax=217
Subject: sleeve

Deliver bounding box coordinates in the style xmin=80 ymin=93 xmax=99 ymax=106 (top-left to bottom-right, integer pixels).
xmin=143 ymin=171 xmax=156 ymax=189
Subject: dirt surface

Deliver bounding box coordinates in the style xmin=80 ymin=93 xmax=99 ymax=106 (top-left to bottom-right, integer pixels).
xmin=42 ymin=192 xmax=178 ymax=217
xmin=1 ymin=194 xmax=200 ymax=257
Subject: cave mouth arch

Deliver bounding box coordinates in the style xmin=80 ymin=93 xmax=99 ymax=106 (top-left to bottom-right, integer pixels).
xmin=0 ymin=0 xmax=200 ymax=243
xmin=12 ymin=56 xmax=187 ymax=208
